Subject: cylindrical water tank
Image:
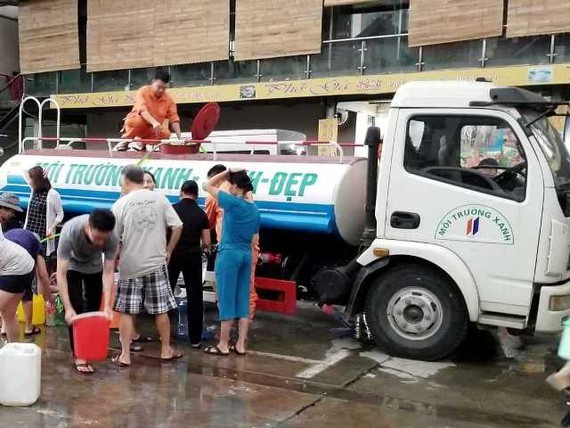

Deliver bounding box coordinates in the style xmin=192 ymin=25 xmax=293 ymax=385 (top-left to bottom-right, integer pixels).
xmin=0 ymin=153 xmax=368 ymax=245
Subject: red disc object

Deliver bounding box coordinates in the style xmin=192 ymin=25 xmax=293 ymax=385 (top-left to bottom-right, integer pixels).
xmin=191 ymin=102 xmax=220 ymax=140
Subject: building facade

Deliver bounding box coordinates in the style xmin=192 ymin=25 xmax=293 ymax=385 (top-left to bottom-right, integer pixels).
xmin=9 ymin=0 xmax=570 ymax=144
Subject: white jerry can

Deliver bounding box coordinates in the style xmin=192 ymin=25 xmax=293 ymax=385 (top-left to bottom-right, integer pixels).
xmin=0 ymin=343 xmax=42 ymax=406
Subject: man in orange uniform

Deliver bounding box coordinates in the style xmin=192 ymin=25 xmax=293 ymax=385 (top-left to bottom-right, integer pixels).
xmin=205 ymin=164 xmax=258 ymax=322
xmin=115 ymin=69 xmax=182 ymax=151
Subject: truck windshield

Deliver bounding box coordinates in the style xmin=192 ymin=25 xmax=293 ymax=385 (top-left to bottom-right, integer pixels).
xmin=520 ymin=109 xmax=570 ymax=190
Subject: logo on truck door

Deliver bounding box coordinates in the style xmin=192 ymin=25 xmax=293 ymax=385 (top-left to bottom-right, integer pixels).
xmin=435 ymin=205 xmax=514 ymax=245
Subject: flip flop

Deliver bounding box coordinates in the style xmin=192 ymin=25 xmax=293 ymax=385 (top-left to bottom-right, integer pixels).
xmin=203 ymin=346 xmax=229 ymax=356
xmin=111 ymin=356 xmax=131 ymax=368
xmin=24 ymin=326 xmax=42 ymax=336
xmin=132 ymin=335 xmax=153 ymax=343
xmin=229 ymin=344 xmax=246 ymax=356
xmin=130 ymin=344 xmax=143 ymax=352
xmin=160 ymin=351 xmax=184 ymax=362
xmin=74 ymin=363 xmax=94 ymax=375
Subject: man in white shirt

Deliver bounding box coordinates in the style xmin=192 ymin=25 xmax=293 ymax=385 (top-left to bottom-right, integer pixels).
xmin=0 ymin=230 xmax=35 ymax=341
xmin=112 ymin=165 xmax=183 ymax=366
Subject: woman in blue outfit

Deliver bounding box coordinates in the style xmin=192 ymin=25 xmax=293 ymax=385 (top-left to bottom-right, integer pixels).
xmin=203 ymin=168 xmax=259 ymax=356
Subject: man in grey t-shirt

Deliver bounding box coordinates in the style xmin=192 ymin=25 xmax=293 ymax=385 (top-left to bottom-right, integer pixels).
xmin=112 ymin=165 xmax=183 ymax=366
xmin=57 ymin=209 xmax=119 ymax=374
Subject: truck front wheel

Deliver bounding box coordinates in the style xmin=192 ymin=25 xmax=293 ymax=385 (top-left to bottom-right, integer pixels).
xmin=365 ymin=264 xmax=469 ymax=361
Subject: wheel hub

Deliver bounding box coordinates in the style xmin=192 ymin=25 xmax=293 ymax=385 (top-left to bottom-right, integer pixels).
xmin=386 ymin=287 xmax=443 ymax=341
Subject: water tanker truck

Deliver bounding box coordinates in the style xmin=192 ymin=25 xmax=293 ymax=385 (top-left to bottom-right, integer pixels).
xmin=2 ymin=81 xmax=570 ymax=360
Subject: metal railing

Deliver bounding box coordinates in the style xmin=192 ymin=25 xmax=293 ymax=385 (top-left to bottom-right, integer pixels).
xmin=19 ymin=134 xmax=356 ymax=164
xmin=26 ymin=33 xmax=568 ymax=96
xmin=0 ymin=74 xmax=23 ymax=100
xmin=18 ymin=96 xmax=61 ymax=152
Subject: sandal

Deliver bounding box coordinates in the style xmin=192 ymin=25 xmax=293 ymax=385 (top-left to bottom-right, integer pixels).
xmin=203 ymin=346 xmax=229 ymax=356
xmin=24 ymin=326 xmax=42 ymax=336
xmin=132 ymin=335 xmax=153 ymax=343
xmin=74 ymin=363 xmax=95 ymax=375
xmin=130 ymin=344 xmax=143 ymax=352
xmin=111 ymin=356 xmax=131 ymax=368
xmin=229 ymin=344 xmax=246 ymax=356
xmin=160 ymin=351 xmax=184 ymax=362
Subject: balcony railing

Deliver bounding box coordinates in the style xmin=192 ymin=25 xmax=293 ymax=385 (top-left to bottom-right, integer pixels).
xmin=24 ymin=33 xmax=569 ymax=97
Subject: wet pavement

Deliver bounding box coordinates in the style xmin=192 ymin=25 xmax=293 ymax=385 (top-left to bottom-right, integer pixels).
xmin=0 ymin=302 xmax=567 ymax=427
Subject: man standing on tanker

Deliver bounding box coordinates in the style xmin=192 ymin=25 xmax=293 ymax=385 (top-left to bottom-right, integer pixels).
xmin=114 ymin=69 xmax=182 ymax=152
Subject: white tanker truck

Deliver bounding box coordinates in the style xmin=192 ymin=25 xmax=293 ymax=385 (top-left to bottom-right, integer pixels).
xmin=2 ymin=81 xmax=570 ymax=360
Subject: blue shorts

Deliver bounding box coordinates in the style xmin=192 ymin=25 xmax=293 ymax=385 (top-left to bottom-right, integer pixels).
xmin=215 ymin=249 xmax=251 ymax=321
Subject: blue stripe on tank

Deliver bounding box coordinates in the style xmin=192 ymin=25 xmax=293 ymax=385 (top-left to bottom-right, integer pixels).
xmin=2 ymin=176 xmax=338 ymax=235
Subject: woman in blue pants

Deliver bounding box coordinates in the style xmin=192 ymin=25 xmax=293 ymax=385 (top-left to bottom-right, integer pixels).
xmin=203 ymin=168 xmax=259 ymax=356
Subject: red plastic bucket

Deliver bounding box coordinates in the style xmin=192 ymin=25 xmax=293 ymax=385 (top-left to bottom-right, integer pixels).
xmin=72 ymin=312 xmax=110 ymax=361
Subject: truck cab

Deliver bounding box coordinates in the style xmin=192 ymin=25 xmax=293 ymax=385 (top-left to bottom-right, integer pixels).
xmin=316 ymin=81 xmax=570 ymax=360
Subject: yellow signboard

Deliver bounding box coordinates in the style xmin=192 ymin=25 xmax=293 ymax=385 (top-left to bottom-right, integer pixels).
xmin=53 ymin=63 xmax=570 ymax=109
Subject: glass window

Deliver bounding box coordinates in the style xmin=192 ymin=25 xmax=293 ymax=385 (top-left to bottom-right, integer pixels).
xmin=260 ymin=56 xmax=307 ymax=82
xmin=520 ymin=109 xmax=570 ymax=191
xmin=554 ymin=34 xmax=570 ymax=63
xmin=326 ymin=6 xmax=408 ymax=40
xmin=171 ymin=63 xmax=212 ymax=87
xmin=58 ymin=69 xmax=91 ymax=93
xmin=214 ymin=60 xmax=257 ymax=84
xmin=25 ymin=73 xmax=57 ymax=96
xmin=486 ymin=36 xmax=551 ymax=66
xmin=364 ymin=36 xmax=417 ymax=74
xmin=130 ymin=68 xmax=155 ymax=89
xmin=311 ymin=40 xmax=361 ymax=77
xmin=422 ymin=40 xmax=483 ymax=71
xmin=405 ymin=115 xmax=527 ymax=201
xmin=93 ymin=70 xmax=129 ymax=92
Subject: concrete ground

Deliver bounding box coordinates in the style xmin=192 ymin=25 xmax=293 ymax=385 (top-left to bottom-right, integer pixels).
xmin=0 ymin=302 xmax=567 ymax=427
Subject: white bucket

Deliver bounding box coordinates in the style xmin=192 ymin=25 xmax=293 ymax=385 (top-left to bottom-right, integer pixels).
xmin=0 ymin=343 xmax=41 ymax=406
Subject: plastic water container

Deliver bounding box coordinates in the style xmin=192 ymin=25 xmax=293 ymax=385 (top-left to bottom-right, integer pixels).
xmin=175 ymin=297 xmax=188 ymax=341
xmin=0 ymin=343 xmax=41 ymax=406
xmin=17 ymin=294 xmax=46 ymax=325
xmin=72 ymin=312 xmax=110 ymax=361
xmin=559 ymin=318 xmax=570 ymax=360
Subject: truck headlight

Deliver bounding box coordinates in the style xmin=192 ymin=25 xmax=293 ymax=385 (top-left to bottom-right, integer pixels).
xmin=550 ymin=295 xmax=570 ymax=311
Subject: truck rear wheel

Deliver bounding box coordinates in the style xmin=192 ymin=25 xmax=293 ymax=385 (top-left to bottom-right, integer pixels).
xmin=365 ymin=264 xmax=469 ymax=361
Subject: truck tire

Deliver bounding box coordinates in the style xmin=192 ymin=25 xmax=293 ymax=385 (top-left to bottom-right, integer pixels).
xmin=365 ymin=264 xmax=469 ymax=361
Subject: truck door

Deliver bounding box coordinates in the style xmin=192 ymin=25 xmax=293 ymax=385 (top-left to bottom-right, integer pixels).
xmin=385 ymin=109 xmax=543 ymax=318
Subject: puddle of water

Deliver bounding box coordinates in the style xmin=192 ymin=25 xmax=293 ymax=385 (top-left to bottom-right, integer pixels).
xmin=295 ymin=337 xmax=361 ymax=379
xmin=360 ymin=350 xmax=390 ymax=365
xmin=378 ymin=367 xmax=420 ymax=384
xmin=381 ymin=358 xmax=455 ymax=379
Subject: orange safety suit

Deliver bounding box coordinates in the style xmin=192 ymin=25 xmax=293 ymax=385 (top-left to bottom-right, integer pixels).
xmin=121 ymin=85 xmax=180 ymax=140
xmin=205 ymin=183 xmax=259 ymax=321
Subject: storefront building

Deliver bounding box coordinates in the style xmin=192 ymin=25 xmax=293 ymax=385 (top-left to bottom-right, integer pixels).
xmin=16 ymin=0 xmax=570 ymax=143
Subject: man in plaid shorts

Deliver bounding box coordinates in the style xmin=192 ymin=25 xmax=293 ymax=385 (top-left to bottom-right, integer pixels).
xmin=112 ymin=165 xmax=183 ymax=366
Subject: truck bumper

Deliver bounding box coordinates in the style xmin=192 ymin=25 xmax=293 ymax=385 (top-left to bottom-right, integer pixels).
xmin=536 ymin=280 xmax=570 ymax=332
